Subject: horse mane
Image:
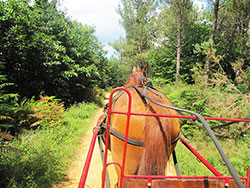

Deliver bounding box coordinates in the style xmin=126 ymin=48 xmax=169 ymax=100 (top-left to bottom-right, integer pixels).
xmin=124 ymin=65 xmax=147 ymax=88
xmin=124 ymin=73 xmax=142 ymax=88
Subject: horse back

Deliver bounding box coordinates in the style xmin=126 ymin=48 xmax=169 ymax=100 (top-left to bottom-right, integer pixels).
xmin=109 ymin=88 xmax=180 ymax=176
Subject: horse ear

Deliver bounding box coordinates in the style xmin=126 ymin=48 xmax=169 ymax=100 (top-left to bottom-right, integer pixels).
xmin=132 ymin=67 xmax=137 ymax=73
xmin=142 ymin=65 xmax=148 ymax=74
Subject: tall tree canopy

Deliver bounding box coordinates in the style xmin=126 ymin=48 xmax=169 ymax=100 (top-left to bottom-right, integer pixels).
xmin=114 ymin=0 xmax=249 ymax=88
xmin=115 ymin=0 xmax=157 ymax=69
xmin=0 ymin=0 xmax=127 ymax=105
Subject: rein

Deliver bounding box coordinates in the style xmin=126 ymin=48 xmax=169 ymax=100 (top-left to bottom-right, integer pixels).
xmin=128 ymin=86 xmax=245 ymax=188
xmin=98 ymin=85 xmax=245 ymax=188
xmin=99 ymin=85 xmax=180 ymax=147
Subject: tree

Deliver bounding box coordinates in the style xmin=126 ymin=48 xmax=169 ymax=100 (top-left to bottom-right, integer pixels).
xmin=204 ymin=0 xmax=220 ymax=84
xmin=116 ymin=0 xmax=157 ymax=68
xmin=0 ymin=0 xmax=110 ymax=105
xmin=223 ymin=0 xmax=250 ymax=85
xmin=171 ymin=0 xmax=194 ymax=82
xmin=150 ymin=0 xmax=202 ymax=83
xmin=204 ymin=0 xmax=250 ymax=86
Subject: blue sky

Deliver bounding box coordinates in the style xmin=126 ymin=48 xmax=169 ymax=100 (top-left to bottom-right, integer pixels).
xmin=60 ymin=0 xmax=207 ymax=58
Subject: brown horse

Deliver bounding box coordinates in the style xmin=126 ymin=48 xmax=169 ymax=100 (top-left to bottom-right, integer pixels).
xmin=108 ymin=65 xmax=180 ymax=187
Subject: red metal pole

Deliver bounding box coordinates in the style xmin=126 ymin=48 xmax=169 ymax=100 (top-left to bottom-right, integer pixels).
xmin=119 ymin=88 xmax=132 ymax=188
xmin=110 ymin=111 xmax=250 ymax=123
xmin=78 ymin=115 xmax=103 ymax=188
xmin=179 ymin=137 xmax=222 ymax=176
xmin=246 ymin=168 xmax=250 ymax=188
xmin=102 ymin=87 xmax=131 ymax=188
xmin=78 ymin=86 xmax=250 ymax=188
xmin=124 ymin=174 xmax=247 ymax=180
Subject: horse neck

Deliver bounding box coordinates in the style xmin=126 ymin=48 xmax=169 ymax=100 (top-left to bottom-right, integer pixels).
xmin=124 ymin=74 xmax=142 ymax=88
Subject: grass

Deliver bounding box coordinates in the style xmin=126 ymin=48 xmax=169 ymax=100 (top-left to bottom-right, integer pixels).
xmin=0 ymin=102 xmax=98 ymax=188
xmin=173 ymin=132 xmax=250 ymax=177
xmin=159 ymin=83 xmax=250 ymax=177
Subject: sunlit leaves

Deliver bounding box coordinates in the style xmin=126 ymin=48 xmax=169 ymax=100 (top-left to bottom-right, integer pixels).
xmin=0 ymin=0 xmax=110 ymax=105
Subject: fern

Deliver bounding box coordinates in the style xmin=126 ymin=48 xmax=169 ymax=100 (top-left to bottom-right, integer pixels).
xmin=30 ymin=95 xmax=65 ymax=129
xmin=0 ymin=63 xmax=19 ymax=135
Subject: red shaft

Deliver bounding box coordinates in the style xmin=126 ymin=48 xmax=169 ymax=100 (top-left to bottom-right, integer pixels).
xmin=111 ymin=111 xmax=250 ymax=122
xmin=78 ymin=115 xmax=103 ymax=188
xmin=180 ymin=138 xmax=222 ymax=176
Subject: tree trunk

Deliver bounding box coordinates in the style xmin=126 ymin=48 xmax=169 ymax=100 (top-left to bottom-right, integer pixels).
xmin=234 ymin=20 xmax=250 ymax=85
xmin=176 ymin=7 xmax=183 ymax=83
xmin=228 ymin=21 xmax=237 ymax=56
xmin=204 ymin=0 xmax=219 ymax=84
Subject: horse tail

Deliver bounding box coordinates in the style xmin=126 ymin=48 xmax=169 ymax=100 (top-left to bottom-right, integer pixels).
xmin=137 ymin=107 xmax=173 ymax=175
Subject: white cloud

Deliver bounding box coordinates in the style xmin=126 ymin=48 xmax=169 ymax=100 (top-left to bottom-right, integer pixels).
xmin=60 ymin=0 xmax=207 ymax=58
xmin=193 ymin=0 xmax=207 ymax=10
xmin=59 ymin=0 xmax=125 ymax=57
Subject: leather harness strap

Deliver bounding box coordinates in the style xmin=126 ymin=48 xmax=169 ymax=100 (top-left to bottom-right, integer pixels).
xmin=97 ymin=85 xmax=181 ymax=187
xmin=99 ymin=122 xmax=180 ymax=147
xmin=99 ymin=85 xmax=181 ymax=147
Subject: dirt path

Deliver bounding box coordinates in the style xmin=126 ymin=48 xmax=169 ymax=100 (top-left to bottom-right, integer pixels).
xmin=55 ymin=95 xmax=117 ymax=188
xmin=55 ymin=94 xmax=176 ymax=188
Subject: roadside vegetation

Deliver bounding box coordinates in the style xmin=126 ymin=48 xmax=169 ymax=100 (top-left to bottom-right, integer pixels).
xmin=174 ymin=135 xmax=250 ymax=177
xmin=0 ymin=100 xmax=98 ymax=188
xmin=157 ymin=73 xmax=250 ymax=177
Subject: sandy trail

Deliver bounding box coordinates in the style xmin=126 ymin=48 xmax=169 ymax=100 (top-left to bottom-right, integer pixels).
xmin=55 ymin=94 xmax=176 ymax=188
xmin=55 ymin=95 xmax=117 ymax=188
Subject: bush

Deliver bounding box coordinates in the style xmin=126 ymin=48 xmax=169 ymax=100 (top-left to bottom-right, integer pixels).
xmin=29 ymin=95 xmax=65 ymax=129
xmin=160 ymin=82 xmax=250 ymax=138
xmin=0 ymin=102 xmax=98 ymax=188
xmin=175 ymin=133 xmax=250 ymax=177
xmin=1 ymin=94 xmax=66 ymax=140
xmin=160 ymin=83 xmax=206 ymax=136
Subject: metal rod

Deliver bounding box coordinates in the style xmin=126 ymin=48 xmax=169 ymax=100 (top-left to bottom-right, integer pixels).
xmin=110 ymin=111 xmax=250 ymax=123
xmin=78 ymin=115 xmax=103 ymax=188
xmin=179 ymin=137 xmax=222 ymax=176
xmin=119 ymin=88 xmax=132 ymax=188
xmin=124 ymin=175 xmax=247 ymax=180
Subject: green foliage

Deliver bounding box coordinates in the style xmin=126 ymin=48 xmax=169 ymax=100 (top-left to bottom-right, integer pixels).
xmin=96 ymin=56 xmax=130 ymax=89
xmin=160 ymin=82 xmax=250 ymax=138
xmin=0 ymin=102 xmax=98 ymax=188
xmin=13 ymin=98 xmax=36 ymax=130
xmin=148 ymin=48 xmax=177 ymax=83
xmin=174 ymin=141 xmax=215 ymax=176
xmin=29 ymin=95 xmax=65 ymax=129
xmin=0 ymin=0 xmax=113 ymax=106
xmin=175 ymin=134 xmax=250 ymax=177
xmin=0 ymin=62 xmax=19 ymax=134
xmin=160 ymin=83 xmax=205 ymax=136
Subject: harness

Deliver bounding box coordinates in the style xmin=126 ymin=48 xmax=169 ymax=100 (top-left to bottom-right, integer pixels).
xmin=97 ymin=74 xmax=246 ymax=188
xmin=99 ymin=85 xmax=181 ymax=147
xmin=97 ymin=83 xmax=181 ymax=188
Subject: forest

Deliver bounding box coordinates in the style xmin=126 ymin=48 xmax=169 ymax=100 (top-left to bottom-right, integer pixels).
xmin=1 ymin=0 xmax=249 ymax=134
xmin=0 ymin=0 xmax=249 ymax=187
xmin=113 ymin=0 xmax=249 ymax=84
